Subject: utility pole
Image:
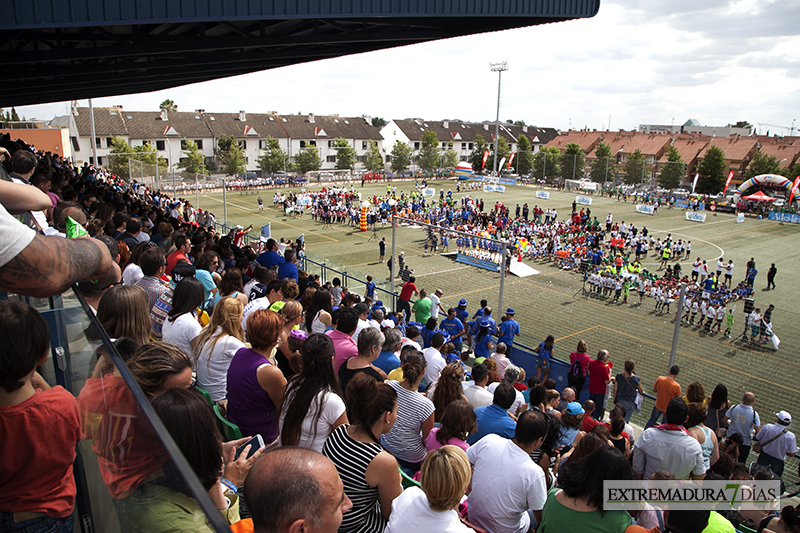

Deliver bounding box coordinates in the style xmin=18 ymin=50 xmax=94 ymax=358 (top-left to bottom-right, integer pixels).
xmin=490 ymin=62 xmax=508 ymax=177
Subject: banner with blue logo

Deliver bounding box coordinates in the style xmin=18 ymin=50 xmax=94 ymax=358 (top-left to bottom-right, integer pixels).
xmin=498 ymin=177 xmax=517 ymax=186
xmin=576 ymin=195 xmax=593 ymax=205
xmin=536 ymin=190 xmax=550 ymax=200
xmin=675 ymin=199 xmax=706 ymax=210
xmin=483 ymin=184 xmax=506 ymax=193
xmin=636 ymin=204 xmax=655 ymax=215
xmin=685 ymin=211 xmax=707 ymax=223
xmin=768 ymin=212 xmax=800 ymax=224
xmin=422 ymin=188 xmax=436 ymax=197
xmin=455 ymin=253 xmax=500 ymax=272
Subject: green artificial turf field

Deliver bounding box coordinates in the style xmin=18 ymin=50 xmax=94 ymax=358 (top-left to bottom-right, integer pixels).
xmin=196 ymin=179 xmax=800 ymax=435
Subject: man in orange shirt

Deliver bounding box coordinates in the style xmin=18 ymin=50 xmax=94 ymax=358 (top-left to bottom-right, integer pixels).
xmin=644 ymin=365 xmax=681 ymax=429
xmin=165 ymin=235 xmax=191 ymax=276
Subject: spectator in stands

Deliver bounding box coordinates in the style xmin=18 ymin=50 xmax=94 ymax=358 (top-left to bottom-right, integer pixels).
xmin=147 ymin=388 xmax=264 ymax=530
xmin=326 ymin=307 xmax=359 ymax=373
xmin=323 ymin=373 xmax=402 ymax=533
xmin=339 ymin=327 xmax=386 ymax=396
xmin=467 ymin=381 xmax=518 ymax=444
xmin=538 ymin=446 xmax=635 ymax=533
xmin=385 ymin=445 xmax=474 ymax=533
xmin=558 ymin=402 xmax=586 ymax=449
xmin=464 ymin=362 xmax=493 ymax=409
xmin=256 ymin=238 xmax=285 ymax=269
xmin=149 ymin=262 xmax=197 ymax=340
xmin=533 ymin=334 xmax=555 ymax=382
xmin=587 ymin=349 xmax=614 ymax=420
xmin=275 ymin=301 xmax=304 ymax=377
xmin=397 ymin=275 xmax=418 ymax=319
xmin=161 ymin=277 xmax=205 ymax=359
xmin=467 ymin=410 xmax=548 ymax=533
xmin=194 ymin=250 xmax=221 ymax=303
xmin=425 ymin=400 xmax=476 ymax=453
xmin=0 ymin=301 xmax=81 ymax=533
xmin=487 ymin=365 xmax=527 ymax=416
xmin=134 ymin=247 xmax=168 ymax=311
xmin=685 ymin=403 xmax=719 ymax=472
xmin=633 ymin=397 xmax=706 ymax=480
xmin=491 ymin=341 xmax=512 ymax=376
xmin=645 ymin=365 xmax=681 ymax=429
xmin=279 ymin=333 xmax=347 ymax=452
xmin=421 ymin=332 xmax=446 ymax=387
xmin=76 ymin=260 xmax=122 ymax=313
xmin=165 ymin=235 xmax=191 ymax=276
xmin=96 ymin=285 xmax=152 ymax=346
xmin=683 ymin=381 xmax=706 ymax=407
xmin=705 ymin=383 xmax=731 ymax=437
xmin=373 ymin=328 xmax=402 ymax=375
xmin=226 ymin=309 xmax=286 ymax=448
xmin=472 ymin=317 xmax=494 ymax=361
xmin=755 ymin=410 xmax=798 ymax=479
xmin=306 ymin=288 xmax=333 ymax=334
xmin=753 ymin=505 xmax=800 ymax=533
xmin=381 ymin=350 xmax=435 ymax=472
xmin=429 ymin=363 xmax=468 ymax=422
xmin=612 ymin=358 xmax=644 ymax=423
xmin=213 ymin=268 xmax=249 ymax=309
xmin=277 ymin=248 xmax=299 ymax=281
xmin=241 ymin=279 xmax=284 ymax=330
xmin=239 ymin=447 xmax=352 ymax=533
xmin=726 ymin=392 xmax=761 ymax=463
xmin=122 ymin=241 xmax=150 ymax=286
xmin=568 ymin=340 xmax=591 ymax=401
xmin=194 ymin=296 xmax=247 ymax=402
xmin=117 ymin=217 xmax=144 ymax=250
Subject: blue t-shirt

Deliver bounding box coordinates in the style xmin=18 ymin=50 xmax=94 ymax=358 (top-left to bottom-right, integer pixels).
xmin=456 ymin=308 xmax=469 ymax=325
xmin=278 ymin=261 xmax=298 ymax=282
xmin=257 ymin=250 xmax=285 ymax=269
xmin=473 ymin=333 xmax=493 ymax=359
xmin=536 ymin=342 xmax=553 ymax=360
xmin=467 ymin=403 xmax=516 ymax=444
xmin=374 ymin=350 xmax=401 ymax=374
xmin=498 ymin=319 xmax=520 ymax=346
xmin=703 ymin=277 xmax=715 ymax=291
xmin=420 ymin=328 xmax=436 ymax=349
xmin=440 ymin=317 xmax=465 ymax=343
xmin=365 ymin=281 xmax=376 ymax=298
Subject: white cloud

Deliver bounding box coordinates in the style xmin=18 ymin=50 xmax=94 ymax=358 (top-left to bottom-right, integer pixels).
xmin=15 ymin=0 xmax=800 ymax=136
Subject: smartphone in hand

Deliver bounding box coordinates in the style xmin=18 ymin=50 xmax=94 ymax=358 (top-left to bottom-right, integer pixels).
xmin=234 ymin=434 xmax=264 ymax=460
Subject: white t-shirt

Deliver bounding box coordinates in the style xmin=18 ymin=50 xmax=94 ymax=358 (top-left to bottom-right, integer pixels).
xmin=122 ymin=264 xmax=144 ymax=286
xmin=487 ymin=381 xmax=525 ymax=415
xmin=464 ymin=384 xmax=493 ymax=409
xmin=429 ymin=293 xmax=441 ymax=313
xmin=279 ymin=388 xmax=346 ymax=453
xmin=422 ymin=347 xmax=446 ymax=385
xmin=0 ymin=201 xmax=36 ymax=267
xmin=162 ymin=313 xmax=202 ymax=359
xmin=632 ymin=427 xmax=705 ymax=480
xmin=467 ymin=434 xmax=547 ymax=533
xmin=385 ymin=486 xmax=472 ymax=533
xmin=195 ymin=329 xmax=247 ymax=401
xmin=241 ymin=297 xmax=272 ymax=331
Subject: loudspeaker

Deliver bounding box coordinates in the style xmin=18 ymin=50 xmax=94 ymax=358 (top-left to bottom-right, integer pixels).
xmin=743 ymin=297 xmax=755 ymax=315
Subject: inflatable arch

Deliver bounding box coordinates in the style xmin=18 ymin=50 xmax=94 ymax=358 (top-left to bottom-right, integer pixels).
xmin=732 ymin=174 xmax=791 ymax=204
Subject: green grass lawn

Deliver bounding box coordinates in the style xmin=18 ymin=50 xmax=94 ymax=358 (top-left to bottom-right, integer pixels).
xmin=197 ymin=179 xmax=800 ymax=436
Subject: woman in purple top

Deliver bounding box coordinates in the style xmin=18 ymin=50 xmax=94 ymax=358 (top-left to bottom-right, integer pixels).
xmin=226 ymin=309 xmax=287 ymax=445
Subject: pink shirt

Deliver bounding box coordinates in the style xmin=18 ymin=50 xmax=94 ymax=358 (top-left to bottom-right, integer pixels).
xmin=424 ymin=427 xmax=469 ymax=453
xmin=326 ymin=328 xmax=358 ymax=373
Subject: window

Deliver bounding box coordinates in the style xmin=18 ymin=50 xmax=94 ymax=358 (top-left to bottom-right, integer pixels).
xmin=469 ymin=143 xmax=474 ymax=150
xmin=156 ymin=140 xmax=165 ymax=151
xmin=194 ymin=140 xmax=203 ymax=149
xmin=442 ymin=142 xmax=447 ymax=149
xmin=95 ymin=137 xmax=101 ymax=148
xmin=461 ymin=143 xmax=467 ymax=150
xmin=181 ymin=140 xmax=188 ymax=150
xmin=240 ymin=140 xmax=247 ymax=149
xmin=386 ymin=155 xmax=392 ymax=163
xmin=362 ymin=141 xmax=368 ymax=150
xmin=300 ymin=140 xmax=306 ymax=148
xmin=328 ymin=140 xmax=335 ymax=148
xmin=327 ymin=155 xmax=336 ymax=163
xmin=106 ymin=137 xmax=113 ymax=147
xmin=309 ymin=140 xmax=316 ymax=147
xmin=414 ymin=142 xmax=420 ymax=150
xmin=357 ymin=155 xmax=367 ymax=163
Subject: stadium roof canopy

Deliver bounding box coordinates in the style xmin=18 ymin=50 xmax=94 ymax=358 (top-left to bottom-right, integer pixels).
xmin=0 ymin=0 xmax=599 ymax=106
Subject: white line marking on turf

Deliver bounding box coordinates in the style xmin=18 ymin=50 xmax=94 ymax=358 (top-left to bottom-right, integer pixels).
xmin=414 ymin=266 xmax=471 ymax=277
xmin=651 ymin=227 xmax=724 ymax=260
xmin=200 ymin=195 xmax=255 ymax=212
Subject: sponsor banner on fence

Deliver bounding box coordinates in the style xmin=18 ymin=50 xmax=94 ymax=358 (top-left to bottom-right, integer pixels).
xmin=455 ymin=253 xmax=500 ymax=272
xmin=498 ymin=177 xmax=517 ymax=186
xmin=536 ymin=190 xmax=550 ymax=200
xmin=483 ymin=184 xmax=506 ymax=193
xmin=604 ymin=480 xmax=779 ymax=511
xmin=737 ymin=213 xmax=745 ymax=223
xmin=675 ymin=199 xmax=706 ymax=210
xmin=768 ymin=211 xmax=800 ymax=224
xmin=636 ymin=204 xmax=655 ymax=215
xmin=422 ymin=188 xmax=436 ymax=197
xmin=685 ymin=211 xmax=707 ymax=223
xmin=576 ymin=195 xmax=593 ymax=205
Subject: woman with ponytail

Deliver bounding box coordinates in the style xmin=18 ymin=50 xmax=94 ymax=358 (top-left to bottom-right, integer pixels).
xmin=381 ymin=350 xmax=435 ymax=473
xmin=279 ymin=333 xmax=347 ymax=452
xmin=276 ymin=300 xmax=304 ymax=378
xmin=323 ymin=373 xmax=402 ymax=533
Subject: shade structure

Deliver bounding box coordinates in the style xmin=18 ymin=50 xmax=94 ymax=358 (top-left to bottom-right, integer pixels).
xmin=742 ymin=191 xmax=776 ymax=202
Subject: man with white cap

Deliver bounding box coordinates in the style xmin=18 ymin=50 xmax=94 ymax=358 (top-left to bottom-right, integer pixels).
xmin=754 ymin=410 xmax=798 ymax=479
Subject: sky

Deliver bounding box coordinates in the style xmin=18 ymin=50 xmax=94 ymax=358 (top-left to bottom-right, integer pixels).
xmin=15 ymin=0 xmax=800 ymax=136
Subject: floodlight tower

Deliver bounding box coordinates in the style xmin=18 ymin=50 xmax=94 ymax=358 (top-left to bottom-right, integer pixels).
xmin=490 ymin=61 xmax=508 ymax=176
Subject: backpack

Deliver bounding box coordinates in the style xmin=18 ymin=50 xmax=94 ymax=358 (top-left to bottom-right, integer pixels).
xmin=569 ymin=359 xmax=583 ymax=377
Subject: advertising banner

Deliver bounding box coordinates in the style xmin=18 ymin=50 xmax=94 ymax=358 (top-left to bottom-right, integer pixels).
xmin=635 ymin=204 xmax=655 ymax=215
xmin=576 ymin=195 xmax=593 ymax=205
xmin=455 ymin=253 xmax=500 ymax=272
xmin=685 ymin=211 xmax=707 ymax=223
xmin=768 ymin=211 xmax=800 ymax=224
xmin=536 ymin=191 xmax=550 ymax=200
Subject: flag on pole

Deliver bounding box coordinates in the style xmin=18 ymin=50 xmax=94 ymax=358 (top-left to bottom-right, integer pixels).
xmin=691 ymin=173 xmax=700 ymax=194
xmin=481 ymin=151 xmax=490 ymax=170
xmin=789 ymin=175 xmax=800 ymax=204
xmin=498 ymin=157 xmax=507 ymax=171
xmin=507 ymin=153 xmax=516 ymax=170
xmin=722 ymin=170 xmax=734 ymax=194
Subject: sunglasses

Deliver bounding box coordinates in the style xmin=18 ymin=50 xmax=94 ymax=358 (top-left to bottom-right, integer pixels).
xmin=100 ymin=280 xmax=124 ymax=290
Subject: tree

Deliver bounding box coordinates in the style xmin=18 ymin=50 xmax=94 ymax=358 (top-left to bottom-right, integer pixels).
xmin=390 ymin=142 xmax=412 ymax=173
xmin=257 ymin=136 xmax=285 ymax=175
xmin=695 ymin=146 xmax=727 ymax=194
xmin=215 ymin=135 xmax=245 ymax=177
xmin=658 ymin=144 xmax=685 ymax=189
xmin=731 ymin=120 xmax=752 ymax=132
xmin=515 ymin=134 xmax=534 ymax=176
xmin=108 ymin=137 xmax=166 ymax=179
xmin=365 ymin=140 xmax=384 ymax=172
xmin=444 ymin=149 xmax=460 ymax=168
xmin=486 ymin=135 xmax=511 ymax=173
xmin=159 ymin=99 xmax=177 ymax=112
xmin=295 ymin=147 xmax=321 ymax=175
xmin=418 ymin=130 xmax=440 ymax=171
xmin=623 ymin=149 xmax=647 ymax=186
xmin=332 ymin=138 xmax=356 ymax=170
xmin=10 ymin=107 xmax=19 ymax=121
xmin=371 ymin=117 xmax=387 ymax=128
xmin=469 ymin=135 xmax=490 ymax=173
xmin=533 ymin=146 xmax=560 ymax=181
xmin=177 ymin=140 xmax=205 ymax=175
xmin=589 ymin=141 xmax=615 ymax=183
xmin=744 ymin=151 xmax=781 ymax=179
xmin=560 ymin=142 xmax=586 ymax=181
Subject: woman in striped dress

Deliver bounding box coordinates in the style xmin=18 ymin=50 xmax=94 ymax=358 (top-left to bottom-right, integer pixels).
xmin=323 ymin=373 xmax=402 ymax=533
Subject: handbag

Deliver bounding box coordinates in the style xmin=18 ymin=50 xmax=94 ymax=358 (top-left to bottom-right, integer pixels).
xmin=752 ymin=428 xmax=786 ymax=454
xmin=715 ymin=409 xmax=728 ymax=440
xmin=623 ymin=373 xmax=643 ymax=414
